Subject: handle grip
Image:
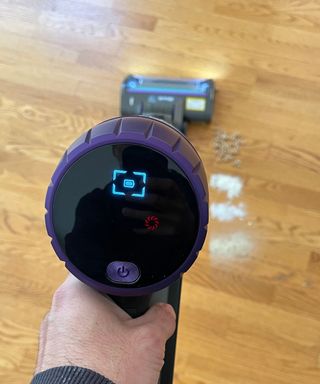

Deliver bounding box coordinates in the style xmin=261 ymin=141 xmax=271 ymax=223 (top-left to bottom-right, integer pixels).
xmin=110 ymin=278 xmax=182 ymax=384
xmin=110 ymin=294 xmax=152 ymax=318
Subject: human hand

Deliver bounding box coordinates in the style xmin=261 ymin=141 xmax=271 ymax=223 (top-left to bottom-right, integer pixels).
xmin=35 ymin=275 xmax=176 ymax=384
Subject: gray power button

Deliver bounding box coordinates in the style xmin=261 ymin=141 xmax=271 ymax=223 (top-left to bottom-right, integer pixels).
xmin=106 ymin=261 xmax=140 ymax=284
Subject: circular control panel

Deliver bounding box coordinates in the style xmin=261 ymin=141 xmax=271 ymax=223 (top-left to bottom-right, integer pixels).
xmin=45 ymin=116 xmax=208 ymax=296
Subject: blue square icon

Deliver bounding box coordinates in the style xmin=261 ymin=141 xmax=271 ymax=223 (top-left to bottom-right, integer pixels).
xmin=112 ymin=170 xmax=147 ymax=198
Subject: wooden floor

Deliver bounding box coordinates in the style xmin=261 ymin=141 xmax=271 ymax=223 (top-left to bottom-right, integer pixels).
xmin=1 ymin=1 xmax=320 ymax=383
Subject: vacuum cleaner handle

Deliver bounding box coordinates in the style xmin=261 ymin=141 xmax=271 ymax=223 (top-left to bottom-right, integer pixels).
xmin=158 ymin=277 xmax=182 ymax=384
xmin=110 ymin=294 xmax=152 ymax=318
xmin=111 ymin=277 xmax=182 ymax=384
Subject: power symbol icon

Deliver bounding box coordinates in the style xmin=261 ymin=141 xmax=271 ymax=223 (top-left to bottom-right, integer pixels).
xmin=106 ymin=261 xmax=140 ymax=284
xmin=117 ymin=265 xmax=130 ymax=278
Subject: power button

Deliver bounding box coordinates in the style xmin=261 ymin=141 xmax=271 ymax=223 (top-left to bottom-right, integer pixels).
xmin=106 ymin=261 xmax=140 ymax=284
xmin=117 ymin=265 xmax=129 ymax=278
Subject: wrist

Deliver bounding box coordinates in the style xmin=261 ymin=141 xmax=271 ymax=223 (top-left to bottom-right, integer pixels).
xmin=31 ymin=366 xmax=115 ymax=384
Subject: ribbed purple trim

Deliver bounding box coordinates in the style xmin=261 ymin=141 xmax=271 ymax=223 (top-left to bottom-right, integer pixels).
xmin=45 ymin=116 xmax=209 ymax=296
xmin=30 ymin=366 xmax=115 ymax=384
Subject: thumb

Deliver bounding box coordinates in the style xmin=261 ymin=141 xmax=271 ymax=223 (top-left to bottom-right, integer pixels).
xmin=132 ymin=303 xmax=177 ymax=341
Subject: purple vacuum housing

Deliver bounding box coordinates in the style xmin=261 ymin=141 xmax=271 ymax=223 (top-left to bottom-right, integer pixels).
xmin=45 ymin=116 xmax=208 ymax=296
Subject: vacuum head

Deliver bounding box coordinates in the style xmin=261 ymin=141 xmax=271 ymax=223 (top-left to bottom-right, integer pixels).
xmin=45 ymin=116 xmax=208 ymax=296
xmin=121 ymin=75 xmax=215 ymax=133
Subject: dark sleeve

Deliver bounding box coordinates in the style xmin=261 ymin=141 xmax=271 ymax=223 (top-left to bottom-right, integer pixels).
xmin=31 ymin=366 xmax=115 ymax=384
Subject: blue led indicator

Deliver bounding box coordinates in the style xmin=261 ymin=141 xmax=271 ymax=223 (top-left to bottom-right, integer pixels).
xmin=112 ymin=169 xmax=147 ymax=198
xmin=132 ymin=186 xmax=146 ymax=198
xmin=113 ymin=170 xmax=127 ymax=180
xmin=127 ymin=80 xmax=137 ymax=89
xmin=112 ymin=183 xmax=125 ymax=196
xmin=123 ymin=179 xmax=135 ymax=189
xmin=133 ymin=171 xmax=147 ymax=184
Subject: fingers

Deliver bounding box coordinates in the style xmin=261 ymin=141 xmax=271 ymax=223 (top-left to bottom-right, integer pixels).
xmin=133 ymin=225 xmax=176 ymax=236
xmin=125 ymin=193 xmax=164 ymax=209
xmin=131 ymin=303 xmax=176 ymax=342
xmin=125 ymin=193 xmax=183 ymax=212
xmin=148 ymin=178 xmax=180 ymax=197
xmin=122 ymin=207 xmax=181 ymax=224
xmin=122 ymin=207 xmax=160 ymax=221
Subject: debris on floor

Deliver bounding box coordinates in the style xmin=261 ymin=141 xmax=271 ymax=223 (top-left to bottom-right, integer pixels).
xmin=214 ymin=130 xmax=243 ymax=167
